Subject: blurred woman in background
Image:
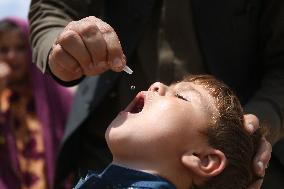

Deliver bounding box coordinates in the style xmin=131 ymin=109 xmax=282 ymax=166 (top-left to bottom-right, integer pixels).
xmin=0 ymin=18 xmax=73 ymax=189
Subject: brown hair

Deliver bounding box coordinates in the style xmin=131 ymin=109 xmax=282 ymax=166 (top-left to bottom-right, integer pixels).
xmin=182 ymin=75 xmax=263 ymax=189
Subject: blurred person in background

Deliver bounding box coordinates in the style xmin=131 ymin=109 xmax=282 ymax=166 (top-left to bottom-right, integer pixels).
xmin=29 ymin=0 xmax=282 ymax=188
xmin=0 ymin=18 xmax=73 ymax=189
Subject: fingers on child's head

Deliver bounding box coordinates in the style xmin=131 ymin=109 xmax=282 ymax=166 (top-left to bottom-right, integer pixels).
xmin=244 ymin=114 xmax=260 ymax=134
xmin=253 ymin=137 xmax=272 ymax=175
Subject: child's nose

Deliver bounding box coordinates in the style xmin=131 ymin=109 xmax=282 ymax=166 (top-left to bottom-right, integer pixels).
xmin=148 ymin=82 xmax=167 ymax=96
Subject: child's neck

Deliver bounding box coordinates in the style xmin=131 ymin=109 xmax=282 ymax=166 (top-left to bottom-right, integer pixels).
xmin=112 ymin=158 xmax=193 ymax=189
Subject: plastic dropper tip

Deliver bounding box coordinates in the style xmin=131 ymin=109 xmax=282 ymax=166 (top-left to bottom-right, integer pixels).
xmin=123 ymin=65 xmax=133 ymax=74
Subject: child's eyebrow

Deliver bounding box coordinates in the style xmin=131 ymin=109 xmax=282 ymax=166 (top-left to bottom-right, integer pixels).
xmin=191 ymin=89 xmax=205 ymax=106
xmin=193 ymin=87 xmax=216 ymax=116
xmin=181 ymin=85 xmax=213 ymax=114
xmin=176 ymin=83 xmax=202 ymax=97
xmin=172 ymin=83 xmax=203 ymax=101
xmin=189 ymin=87 xmax=202 ymax=97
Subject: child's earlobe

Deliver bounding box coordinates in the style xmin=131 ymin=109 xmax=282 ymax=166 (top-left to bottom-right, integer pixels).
xmin=181 ymin=149 xmax=227 ymax=178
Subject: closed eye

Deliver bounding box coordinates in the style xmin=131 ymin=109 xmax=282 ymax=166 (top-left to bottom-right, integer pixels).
xmin=175 ymin=94 xmax=188 ymax=101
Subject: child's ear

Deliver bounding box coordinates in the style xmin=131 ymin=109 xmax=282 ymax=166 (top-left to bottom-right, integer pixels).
xmin=181 ymin=149 xmax=227 ymax=178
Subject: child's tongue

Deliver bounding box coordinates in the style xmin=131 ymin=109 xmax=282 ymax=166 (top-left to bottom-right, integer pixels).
xmin=130 ymin=97 xmax=144 ymax=114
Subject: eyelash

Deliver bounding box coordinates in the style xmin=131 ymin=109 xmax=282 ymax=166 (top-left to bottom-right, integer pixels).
xmin=175 ymin=94 xmax=188 ymax=101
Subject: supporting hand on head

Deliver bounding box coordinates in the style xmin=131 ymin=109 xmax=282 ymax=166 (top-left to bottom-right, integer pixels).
xmin=244 ymin=114 xmax=272 ymax=189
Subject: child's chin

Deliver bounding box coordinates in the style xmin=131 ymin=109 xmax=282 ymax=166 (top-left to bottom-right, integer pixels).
xmin=109 ymin=112 xmax=127 ymax=128
xmin=105 ymin=129 xmax=131 ymax=155
xmin=106 ymin=120 xmax=126 ymax=141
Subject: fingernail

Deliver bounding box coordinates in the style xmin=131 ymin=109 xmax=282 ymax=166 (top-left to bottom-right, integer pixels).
xmin=112 ymin=58 xmax=123 ymax=68
xmin=257 ymin=161 xmax=264 ymax=174
xmin=247 ymin=123 xmax=254 ymax=133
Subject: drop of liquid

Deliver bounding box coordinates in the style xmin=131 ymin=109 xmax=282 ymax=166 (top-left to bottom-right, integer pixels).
xmin=130 ymin=85 xmax=136 ymax=90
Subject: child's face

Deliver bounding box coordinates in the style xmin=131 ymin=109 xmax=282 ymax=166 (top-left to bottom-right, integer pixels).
xmin=106 ymin=81 xmax=217 ymax=161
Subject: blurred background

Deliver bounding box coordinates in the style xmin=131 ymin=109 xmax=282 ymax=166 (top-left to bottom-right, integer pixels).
xmin=0 ymin=0 xmax=31 ymax=19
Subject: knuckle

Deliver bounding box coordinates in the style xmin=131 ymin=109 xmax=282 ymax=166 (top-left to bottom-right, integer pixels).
xmin=81 ymin=24 xmax=99 ymax=35
xmin=69 ymin=21 xmax=76 ymax=26
xmin=99 ymin=22 xmax=114 ymax=34
xmin=51 ymin=45 xmax=64 ymax=60
xmin=50 ymin=47 xmax=71 ymax=71
xmin=84 ymin=16 xmax=97 ymax=22
xmin=59 ymin=30 xmax=78 ymax=44
xmin=66 ymin=21 xmax=77 ymax=29
xmin=104 ymin=23 xmax=114 ymax=32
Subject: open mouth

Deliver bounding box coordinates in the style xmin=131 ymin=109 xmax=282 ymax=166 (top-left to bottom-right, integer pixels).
xmin=125 ymin=92 xmax=145 ymax=114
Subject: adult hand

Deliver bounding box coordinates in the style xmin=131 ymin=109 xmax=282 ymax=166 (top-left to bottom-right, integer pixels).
xmin=244 ymin=114 xmax=272 ymax=189
xmin=49 ymin=16 xmax=126 ymax=81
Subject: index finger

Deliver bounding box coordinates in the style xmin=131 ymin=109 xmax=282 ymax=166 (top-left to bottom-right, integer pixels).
xmin=94 ymin=18 xmax=126 ymax=72
xmin=77 ymin=17 xmax=108 ymax=67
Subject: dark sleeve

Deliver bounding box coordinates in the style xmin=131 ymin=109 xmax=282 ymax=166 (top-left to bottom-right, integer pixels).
xmin=28 ymin=0 xmax=103 ymax=85
xmin=244 ymin=0 xmax=284 ymax=144
xmin=46 ymin=64 xmax=85 ymax=86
